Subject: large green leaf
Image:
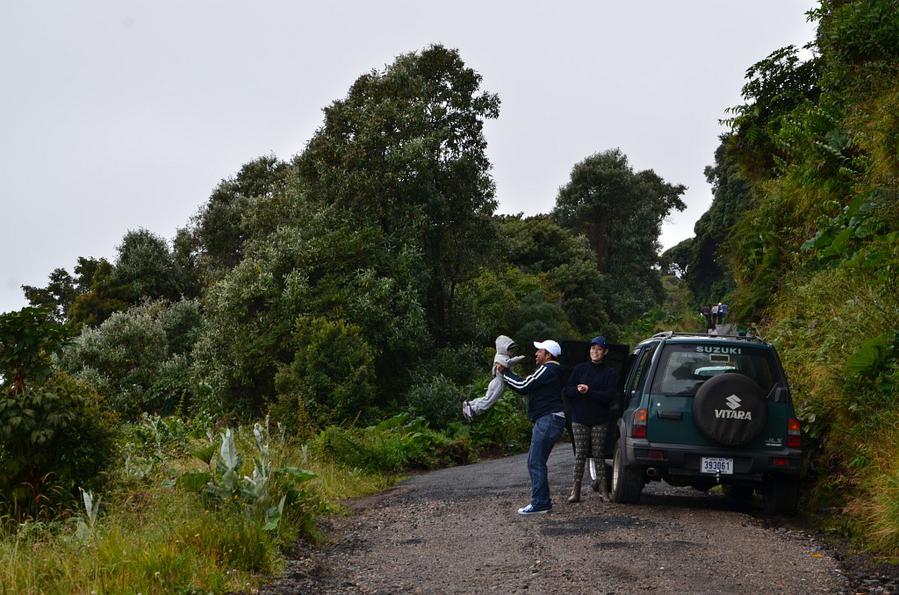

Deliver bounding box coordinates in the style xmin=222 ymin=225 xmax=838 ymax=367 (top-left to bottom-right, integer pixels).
xmin=846 ymin=334 xmax=891 ymax=377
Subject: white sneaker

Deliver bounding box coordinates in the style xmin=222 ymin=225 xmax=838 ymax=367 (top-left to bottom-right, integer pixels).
xmin=462 ymin=401 xmax=473 ymax=423
xmin=517 ymin=503 xmax=550 ymax=515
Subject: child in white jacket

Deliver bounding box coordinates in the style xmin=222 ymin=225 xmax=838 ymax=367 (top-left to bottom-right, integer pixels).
xmin=462 ymin=335 xmax=525 ymax=422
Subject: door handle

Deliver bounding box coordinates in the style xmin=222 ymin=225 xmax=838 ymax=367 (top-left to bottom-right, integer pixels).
xmin=656 ymin=410 xmax=683 ymax=420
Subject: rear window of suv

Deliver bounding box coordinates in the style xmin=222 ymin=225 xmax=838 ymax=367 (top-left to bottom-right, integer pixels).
xmin=650 ymin=344 xmax=779 ymax=397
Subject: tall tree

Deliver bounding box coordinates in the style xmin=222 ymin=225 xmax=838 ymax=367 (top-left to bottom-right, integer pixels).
xmin=498 ymin=215 xmax=610 ymax=334
xmin=295 ymin=45 xmax=501 ymax=344
xmin=191 ymin=155 xmax=289 ymax=279
xmin=661 ymin=137 xmax=752 ymax=306
xmin=21 ymin=268 xmax=76 ymax=322
xmin=114 ymin=229 xmax=181 ymax=303
xmin=552 ymin=149 xmax=686 ymax=323
xmin=724 ymin=45 xmax=821 ymax=181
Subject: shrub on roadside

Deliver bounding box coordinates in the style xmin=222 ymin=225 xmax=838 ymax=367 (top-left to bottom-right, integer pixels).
xmin=273 ymin=316 xmax=377 ymax=428
xmin=311 ymin=414 xmax=475 ymax=473
xmin=59 ymin=299 xmax=202 ymax=419
xmin=0 ymin=373 xmax=117 ymax=519
xmin=465 ymin=386 xmax=532 ymax=454
xmin=404 ymin=374 xmax=468 ymax=428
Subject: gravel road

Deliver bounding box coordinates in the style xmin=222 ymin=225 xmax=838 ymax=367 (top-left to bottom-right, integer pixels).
xmin=263 ymin=446 xmax=849 ymax=593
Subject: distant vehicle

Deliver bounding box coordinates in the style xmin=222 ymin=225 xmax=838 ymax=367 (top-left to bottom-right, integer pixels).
xmin=569 ymin=331 xmax=801 ymax=515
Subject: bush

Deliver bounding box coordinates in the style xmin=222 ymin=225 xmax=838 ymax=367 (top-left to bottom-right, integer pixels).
xmin=466 ymin=388 xmax=532 ymax=453
xmin=404 ymin=374 xmax=468 ymax=428
xmin=59 ymin=299 xmax=202 ymax=418
xmin=0 ymin=373 xmax=117 ymax=519
xmin=273 ymin=316 xmax=376 ymax=428
xmin=414 ymin=343 xmax=485 ymax=386
xmin=311 ymin=414 xmax=475 ymax=473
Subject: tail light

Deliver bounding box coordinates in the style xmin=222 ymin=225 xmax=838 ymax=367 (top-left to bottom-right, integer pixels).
xmin=787 ymin=418 xmax=801 ymax=448
xmin=631 ymin=408 xmax=648 ymax=439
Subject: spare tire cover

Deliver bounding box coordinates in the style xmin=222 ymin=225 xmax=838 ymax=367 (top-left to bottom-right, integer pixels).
xmin=693 ymin=373 xmax=767 ymax=446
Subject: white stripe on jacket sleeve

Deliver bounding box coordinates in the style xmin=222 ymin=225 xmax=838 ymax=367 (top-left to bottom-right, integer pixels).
xmin=503 ymin=365 xmax=546 ymax=390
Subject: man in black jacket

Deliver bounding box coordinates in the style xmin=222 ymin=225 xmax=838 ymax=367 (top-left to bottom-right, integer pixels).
xmin=498 ymin=339 xmax=565 ymax=515
xmin=562 ymin=335 xmax=617 ymax=503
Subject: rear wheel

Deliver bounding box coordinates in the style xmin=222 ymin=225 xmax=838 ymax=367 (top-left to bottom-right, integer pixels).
xmin=724 ymin=485 xmax=755 ymax=501
xmin=763 ymin=478 xmax=799 ymax=516
xmin=610 ymin=442 xmax=643 ymax=503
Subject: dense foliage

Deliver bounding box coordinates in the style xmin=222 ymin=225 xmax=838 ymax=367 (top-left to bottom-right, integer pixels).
xmin=553 ymin=149 xmax=686 ymax=325
xmin=669 ymin=0 xmax=898 ymax=552
xmin=60 ymin=299 xmax=203 ymax=419
xmin=0 ymin=309 xmax=116 ymax=519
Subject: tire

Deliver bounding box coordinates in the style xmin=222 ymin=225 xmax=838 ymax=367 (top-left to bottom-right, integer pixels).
xmin=693 ymin=373 xmax=767 ymax=447
xmin=589 ymin=458 xmax=600 ymax=491
xmin=763 ymin=478 xmax=799 ymax=516
xmin=588 ymin=458 xmax=613 ymax=493
xmin=723 ymin=484 xmax=754 ymax=502
xmin=610 ymin=442 xmax=643 ymax=503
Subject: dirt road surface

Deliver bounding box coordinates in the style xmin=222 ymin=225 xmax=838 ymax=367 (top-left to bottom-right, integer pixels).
xmin=263 ymin=446 xmax=848 ymax=593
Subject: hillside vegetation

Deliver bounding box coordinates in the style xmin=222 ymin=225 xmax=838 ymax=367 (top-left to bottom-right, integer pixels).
xmin=3 ymin=3 xmax=896 ymax=589
xmin=666 ymin=0 xmax=898 ymax=554
xmin=2 ymin=46 xmax=686 ymax=590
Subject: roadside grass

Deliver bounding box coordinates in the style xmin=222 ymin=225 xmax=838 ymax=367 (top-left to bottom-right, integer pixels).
xmin=764 ymin=237 xmax=898 ymax=555
xmin=0 ymin=419 xmax=396 ymax=593
xmin=0 ymin=491 xmax=272 ymax=593
xmin=0 ymin=409 xmax=520 ymax=592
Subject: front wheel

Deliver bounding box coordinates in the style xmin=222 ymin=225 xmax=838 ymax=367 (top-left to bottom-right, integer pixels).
xmin=610 ymin=442 xmax=643 ymax=503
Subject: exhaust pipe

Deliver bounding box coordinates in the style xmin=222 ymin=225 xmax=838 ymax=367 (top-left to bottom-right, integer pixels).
xmin=646 ymin=467 xmax=659 ymax=478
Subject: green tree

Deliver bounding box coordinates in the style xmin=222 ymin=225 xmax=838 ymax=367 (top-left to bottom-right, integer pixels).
xmin=0 ymin=308 xmax=115 ymax=517
xmin=114 ymin=229 xmax=182 ymax=303
xmin=192 ymin=206 xmax=428 ymax=420
xmin=498 ymin=215 xmax=610 ymax=335
xmin=21 ymin=269 xmax=76 ymax=322
xmin=273 ymin=316 xmax=377 ymax=427
xmin=724 ymin=45 xmax=821 ymax=181
xmin=191 ymin=155 xmax=289 ymax=280
xmin=661 ymin=137 xmax=751 ymax=307
xmin=659 ymin=238 xmax=692 ymax=279
xmin=0 ymin=307 xmax=69 ymax=394
xmin=60 ymin=299 xmax=203 ymax=418
xmin=552 ymin=149 xmax=686 ymax=324
xmin=295 ymin=44 xmax=501 ymax=344
xmin=67 ymin=257 xmax=130 ymax=327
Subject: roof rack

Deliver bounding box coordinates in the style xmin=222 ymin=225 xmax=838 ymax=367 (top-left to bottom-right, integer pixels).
xmin=649 ymin=330 xmax=765 ymax=343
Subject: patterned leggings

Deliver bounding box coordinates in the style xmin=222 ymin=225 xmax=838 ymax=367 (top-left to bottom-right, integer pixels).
xmin=572 ymin=422 xmax=607 ymax=486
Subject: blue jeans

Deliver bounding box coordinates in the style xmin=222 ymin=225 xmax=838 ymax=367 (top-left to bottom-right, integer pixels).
xmin=527 ymin=413 xmax=565 ymax=509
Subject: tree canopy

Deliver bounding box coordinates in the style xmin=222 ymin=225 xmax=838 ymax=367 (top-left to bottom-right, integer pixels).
xmin=295 ymin=44 xmax=501 ymax=344
xmin=552 ymin=149 xmax=686 ymax=324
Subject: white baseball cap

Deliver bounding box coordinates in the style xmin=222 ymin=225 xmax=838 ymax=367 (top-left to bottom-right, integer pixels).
xmin=533 ymin=339 xmax=561 ymax=358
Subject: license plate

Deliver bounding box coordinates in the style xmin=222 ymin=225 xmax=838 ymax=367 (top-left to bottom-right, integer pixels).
xmin=701 ymin=457 xmax=733 ymax=474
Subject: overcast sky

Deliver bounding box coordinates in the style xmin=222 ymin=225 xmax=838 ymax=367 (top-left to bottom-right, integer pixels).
xmin=0 ymin=1 xmax=817 ymax=314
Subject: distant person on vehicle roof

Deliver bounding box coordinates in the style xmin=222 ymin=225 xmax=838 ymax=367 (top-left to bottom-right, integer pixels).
xmin=496 ymin=339 xmax=565 ymax=516
xmin=462 ymin=335 xmax=525 ymax=422
xmin=562 ymin=336 xmax=617 ymax=503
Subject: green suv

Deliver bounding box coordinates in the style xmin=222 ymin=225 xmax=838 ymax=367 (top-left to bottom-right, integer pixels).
xmin=609 ymin=331 xmax=801 ymax=515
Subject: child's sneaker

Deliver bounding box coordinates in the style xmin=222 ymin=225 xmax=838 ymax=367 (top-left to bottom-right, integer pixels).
xmin=462 ymin=401 xmax=474 ymax=423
